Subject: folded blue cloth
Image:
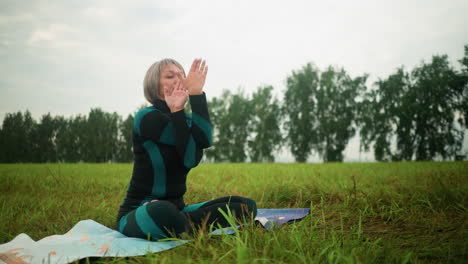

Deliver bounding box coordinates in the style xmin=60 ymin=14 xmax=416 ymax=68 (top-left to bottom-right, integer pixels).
xmin=0 ymin=208 xmax=310 ymax=264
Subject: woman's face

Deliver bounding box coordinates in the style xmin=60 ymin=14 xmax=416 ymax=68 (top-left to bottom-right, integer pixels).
xmin=159 ymin=64 xmax=184 ymax=99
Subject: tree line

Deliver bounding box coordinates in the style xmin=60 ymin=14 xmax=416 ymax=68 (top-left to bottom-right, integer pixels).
xmin=0 ymin=109 xmax=134 ymax=163
xmin=1 ymin=46 xmax=467 ymax=163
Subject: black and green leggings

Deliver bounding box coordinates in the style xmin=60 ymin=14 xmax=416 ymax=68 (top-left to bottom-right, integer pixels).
xmin=117 ymin=196 xmax=257 ymax=240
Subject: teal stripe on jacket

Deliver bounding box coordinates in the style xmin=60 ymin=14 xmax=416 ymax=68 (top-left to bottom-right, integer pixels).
xmin=134 ymin=107 xmax=156 ymax=136
xmin=183 ymin=136 xmax=197 ymax=168
xmin=143 ymin=140 xmax=166 ymax=197
xmin=192 ymin=112 xmax=213 ymax=145
xmin=134 ymin=106 xmax=175 ymax=146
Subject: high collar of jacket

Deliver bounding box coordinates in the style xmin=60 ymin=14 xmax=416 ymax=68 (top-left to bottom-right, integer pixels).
xmin=153 ymin=99 xmax=171 ymax=113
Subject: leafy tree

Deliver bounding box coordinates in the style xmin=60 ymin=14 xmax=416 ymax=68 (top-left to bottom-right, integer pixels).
xmin=205 ymin=96 xmax=227 ymax=162
xmin=116 ymin=114 xmax=134 ymax=162
xmin=284 ymin=63 xmax=366 ymax=162
xmin=206 ymin=90 xmax=252 ymax=162
xmin=283 ymin=63 xmax=319 ymax=162
xmin=459 ymin=44 xmax=468 ymax=128
xmin=32 ymin=113 xmax=60 ymax=162
xmin=56 ymin=115 xmax=86 ymax=162
xmin=0 ymin=126 xmax=3 ymax=162
xmin=360 ymin=54 xmax=467 ymax=161
xmin=81 ymin=108 xmax=119 ymax=162
xmin=248 ymin=85 xmax=282 ymax=162
xmin=0 ymin=111 xmax=36 ymax=162
xmin=55 ymin=116 xmax=70 ymax=162
xmin=21 ymin=111 xmax=36 ymax=162
xmin=1 ymin=112 xmax=21 ymax=162
xmin=223 ymin=90 xmax=252 ymax=162
xmin=315 ymin=67 xmax=367 ymax=162
xmin=359 ymin=68 xmax=411 ymax=161
xmin=410 ymin=55 xmax=465 ymax=160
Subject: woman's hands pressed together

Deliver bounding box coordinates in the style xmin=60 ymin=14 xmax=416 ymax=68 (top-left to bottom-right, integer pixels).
xmin=163 ymin=58 xmax=208 ymax=113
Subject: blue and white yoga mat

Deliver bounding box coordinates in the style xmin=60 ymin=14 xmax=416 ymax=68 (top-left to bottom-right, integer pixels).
xmin=0 ymin=208 xmax=309 ymax=264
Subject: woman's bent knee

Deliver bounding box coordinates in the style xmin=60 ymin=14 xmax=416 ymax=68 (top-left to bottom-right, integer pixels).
xmin=146 ymin=201 xmax=190 ymax=237
xmin=119 ymin=201 xmax=190 ymax=240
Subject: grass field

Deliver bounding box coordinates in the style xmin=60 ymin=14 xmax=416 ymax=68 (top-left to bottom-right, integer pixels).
xmin=1 ymin=162 xmax=467 ymax=263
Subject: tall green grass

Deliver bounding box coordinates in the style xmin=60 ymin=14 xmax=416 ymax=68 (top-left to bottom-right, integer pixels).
xmin=1 ymin=162 xmax=467 ymax=263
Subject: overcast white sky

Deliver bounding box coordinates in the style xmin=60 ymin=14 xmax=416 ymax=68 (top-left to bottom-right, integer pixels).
xmin=1 ymin=0 xmax=467 ymax=162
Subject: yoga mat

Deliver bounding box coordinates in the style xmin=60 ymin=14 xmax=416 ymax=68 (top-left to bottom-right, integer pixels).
xmin=0 ymin=208 xmax=310 ymax=264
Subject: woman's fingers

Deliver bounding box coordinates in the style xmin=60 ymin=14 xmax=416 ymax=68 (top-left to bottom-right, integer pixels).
xmin=184 ymin=58 xmax=208 ymax=95
xmin=203 ymin=64 xmax=208 ymax=77
xmin=199 ymin=60 xmax=206 ymax=72
xmin=189 ymin=58 xmax=208 ymax=74
xmin=189 ymin=59 xmax=196 ymax=73
xmin=198 ymin=60 xmax=207 ymax=77
xmin=189 ymin=59 xmax=200 ymax=73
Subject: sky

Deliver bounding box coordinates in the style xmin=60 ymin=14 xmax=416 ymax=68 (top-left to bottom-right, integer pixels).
xmin=1 ymin=0 xmax=467 ymax=162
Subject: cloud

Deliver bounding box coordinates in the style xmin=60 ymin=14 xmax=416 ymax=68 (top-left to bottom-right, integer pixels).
xmin=28 ymin=23 xmax=75 ymax=47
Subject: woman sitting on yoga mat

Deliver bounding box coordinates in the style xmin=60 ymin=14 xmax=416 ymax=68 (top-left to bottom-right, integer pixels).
xmin=115 ymin=58 xmax=257 ymax=240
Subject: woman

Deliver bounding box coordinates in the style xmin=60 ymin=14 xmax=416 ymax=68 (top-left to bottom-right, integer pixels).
xmin=116 ymin=58 xmax=257 ymax=240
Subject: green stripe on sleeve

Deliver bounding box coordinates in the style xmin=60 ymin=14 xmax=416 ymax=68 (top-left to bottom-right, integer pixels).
xmin=183 ymin=136 xmax=197 ymax=168
xmin=192 ymin=112 xmax=213 ymax=145
xmin=143 ymin=140 xmax=166 ymax=197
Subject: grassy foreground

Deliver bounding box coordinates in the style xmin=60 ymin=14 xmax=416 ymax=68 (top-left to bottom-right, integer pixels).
xmin=0 ymin=162 xmax=467 ymax=263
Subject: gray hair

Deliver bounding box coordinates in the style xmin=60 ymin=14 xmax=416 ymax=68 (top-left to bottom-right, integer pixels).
xmin=143 ymin=58 xmax=185 ymax=104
